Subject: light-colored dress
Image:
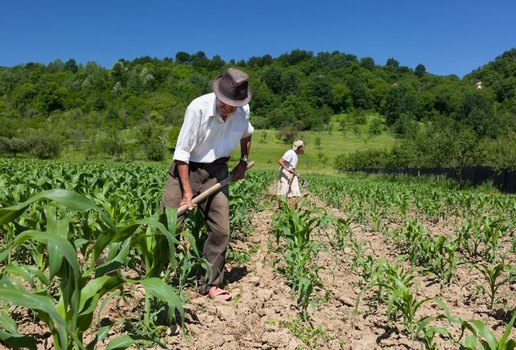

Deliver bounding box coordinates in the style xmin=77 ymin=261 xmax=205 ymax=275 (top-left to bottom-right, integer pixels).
xmin=277 ymin=149 xmax=301 ymax=197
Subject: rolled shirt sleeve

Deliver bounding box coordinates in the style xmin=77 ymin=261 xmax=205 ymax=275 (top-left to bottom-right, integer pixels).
xmin=242 ymin=104 xmax=254 ymax=139
xmin=173 ymin=106 xmax=201 ymax=163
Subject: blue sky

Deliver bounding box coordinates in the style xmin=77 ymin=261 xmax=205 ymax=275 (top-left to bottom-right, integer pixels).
xmin=1 ymin=0 xmax=514 ymax=77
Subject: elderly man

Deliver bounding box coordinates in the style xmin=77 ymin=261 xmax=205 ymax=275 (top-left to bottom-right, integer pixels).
xmin=162 ymin=68 xmax=253 ymax=301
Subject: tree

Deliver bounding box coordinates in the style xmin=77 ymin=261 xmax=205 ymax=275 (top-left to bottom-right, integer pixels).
xmin=250 ymin=83 xmax=277 ymax=118
xmin=481 ymin=131 xmax=516 ymax=171
xmin=64 ymin=59 xmax=78 ymax=73
xmin=175 ymin=51 xmax=191 ymax=64
xmin=99 ymin=131 xmax=124 ymax=160
xmin=0 ymin=136 xmax=9 ymax=154
xmin=415 ymin=64 xmax=426 ymax=78
xmin=47 ymin=59 xmax=65 ymax=72
xmin=11 ymin=83 xmax=37 ymax=112
xmin=391 ymin=113 xmax=419 ymax=139
xmin=0 ymin=117 xmax=15 ymax=138
xmin=145 ymin=138 xmax=165 ymax=161
xmin=360 ymin=57 xmax=375 ymax=70
xmin=209 ymin=55 xmax=225 ymax=70
xmin=27 ymin=133 xmax=61 ymax=159
xmin=247 ymin=54 xmax=273 ymax=67
xmin=8 ymin=138 xmax=28 ymax=156
xmin=383 ymin=85 xmax=416 ymax=126
xmin=167 ymin=127 xmax=181 ymax=151
xmin=346 ymin=76 xmax=372 ymax=110
xmin=110 ymin=61 xmax=127 ymax=84
xmin=431 ymin=83 xmax=462 ymax=117
xmin=277 ymin=49 xmax=313 ymax=66
xmin=331 ymin=83 xmax=352 ymax=113
xmin=191 ymin=51 xmax=210 ymax=68
xmin=36 ymin=83 xmax=69 ymax=114
xmin=367 ymin=117 xmax=384 ymax=137
xmin=276 ymin=126 xmax=298 ymax=144
xmin=307 ymin=76 xmax=333 ymax=109
xmin=455 ymin=92 xmax=496 ymax=137
xmin=446 ymin=128 xmax=482 ymax=183
xmin=262 ymin=67 xmax=299 ymax=96
xmin=385 ymin=58 xmax=400 ymax=71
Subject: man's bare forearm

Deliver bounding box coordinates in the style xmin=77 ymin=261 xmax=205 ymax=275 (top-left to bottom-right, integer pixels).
xmin=240 ymin=135 xmax=252 ymax=159
xmin=174 ymin=160 xmax=193 ymax=200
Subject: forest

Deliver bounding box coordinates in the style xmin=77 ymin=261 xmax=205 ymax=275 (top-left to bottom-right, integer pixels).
xmin=0 ymin=48 xmax=514 ymax=172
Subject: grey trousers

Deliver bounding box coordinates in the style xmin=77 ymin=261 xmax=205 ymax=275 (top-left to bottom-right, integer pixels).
xmin=162 ymin=162 xmax=230 ymax=294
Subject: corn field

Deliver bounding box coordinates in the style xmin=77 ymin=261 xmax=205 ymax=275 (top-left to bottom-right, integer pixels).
xmin=0 ymin=158 xmax=514 ymax=349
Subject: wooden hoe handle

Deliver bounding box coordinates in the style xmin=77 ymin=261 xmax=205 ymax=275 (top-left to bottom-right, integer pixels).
xmin=177 ymin=161 xmax=256 ymax=216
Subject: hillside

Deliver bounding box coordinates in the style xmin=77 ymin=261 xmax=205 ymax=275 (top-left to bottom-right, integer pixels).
xmin=0 ymin=49 xmax=514 ymax=171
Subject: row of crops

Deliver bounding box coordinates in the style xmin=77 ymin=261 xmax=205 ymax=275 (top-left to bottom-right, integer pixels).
xmin=1 ymin=157 xmax=514 ymax=349
xmin=0 ymin=158 xmax=274 ymax=349
xmin=272 ymin=173 xmax=514 ymax=349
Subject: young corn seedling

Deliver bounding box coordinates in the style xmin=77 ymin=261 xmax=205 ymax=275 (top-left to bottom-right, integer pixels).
xmin=332 ymin=217 xmax=353 ymax=251
xmin=455 ymin=219 xmax=483 ymax=259
xmin=470 ymin=262 xmax=510 ymax=310
xmin=272 ymin=199 xmax=325 ymax=320
xmin=358 ymin=259 xmax=435 ymax=339
xmin=415 ymin=299 xmax=454 ymax=350
xmin=424 ymin=235 xmax=460 ymax=286
xmin=349 ymin=237 xmax=375 ymax=281
xmin=479 ymin=217 xmax=508 ymax=263
xmin=450 ymin=313 xmax=516 ymax=350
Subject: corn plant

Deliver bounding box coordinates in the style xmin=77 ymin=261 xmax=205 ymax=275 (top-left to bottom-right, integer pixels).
xmin=389 ymin=219 xmax=433 ymax=266
xmin=415 ymin=300 xmax=454 ymax=350
xmin=173 ymin=209 xmax=210 ymax=291
xmin=331 ymin=217 xmax=353 ymax=250
xmin=416 ymin=317 xmax=453 ymax=350
xmin=451 ymin=313 xmax=516 ymax=350
xmin=456 ymin=219 xmax=484 ymax=259
xmin=0 ymin=189 xmax=184 ymax=349
xmin=271 ymin=198 xmax=325 ymax=320
xmin=348 ymin=237 xmax=375 ymax=284
xmin=469 ymin=263 xmax=511 ymax=310
xmin=424 ymin=235 xmax=460 ymax=286
xmin=357 ymin=259 xmax=437 ymax=338
xmin=479 ymin=217 xmax=509 ymax=263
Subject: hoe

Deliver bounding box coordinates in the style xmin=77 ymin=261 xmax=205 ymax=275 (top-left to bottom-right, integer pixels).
xmin=177 ymin=161 xmax=256 ymax=216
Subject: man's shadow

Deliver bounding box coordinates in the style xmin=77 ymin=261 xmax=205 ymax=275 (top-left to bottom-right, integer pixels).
xmin=225 ymin=266 xmax=248 ymax=284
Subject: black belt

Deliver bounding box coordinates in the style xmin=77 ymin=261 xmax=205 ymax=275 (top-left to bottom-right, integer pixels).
xmin=189 ymin=157 xmax=230 ymax=169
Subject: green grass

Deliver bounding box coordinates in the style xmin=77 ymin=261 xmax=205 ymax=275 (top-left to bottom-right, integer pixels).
xmin=53 ymin=114 xmax=397 ymax=176
xmin=232 ymin=127 xmax=395 ymax=175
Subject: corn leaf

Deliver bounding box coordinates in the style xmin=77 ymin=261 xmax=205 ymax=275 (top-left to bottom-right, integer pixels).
xmin=0 ymin=278 xmax=68 ymax=348
xmin=128 ymin=278 xmax=184 ymax=323
xmin=0 ymin=330 xmax=37 ymax=350
xmin=104 ymin=335 xmax=137 ymax=350
xmin=0 ymin=189 xmax=114 ymax=228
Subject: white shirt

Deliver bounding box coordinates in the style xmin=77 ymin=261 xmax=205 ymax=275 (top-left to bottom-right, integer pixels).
xmin=281 ymin=149 xmax=299 ymax=169
xmin=173 ymin=93 xmax=254 ymax=163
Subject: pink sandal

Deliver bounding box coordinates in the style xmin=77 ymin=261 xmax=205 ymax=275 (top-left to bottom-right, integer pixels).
xmin=208 ymin=286 xmax=232 ymax=301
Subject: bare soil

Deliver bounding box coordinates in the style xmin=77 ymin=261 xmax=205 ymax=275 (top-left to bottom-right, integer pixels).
xmin=3 ymin=184 xmax=515 ymax=349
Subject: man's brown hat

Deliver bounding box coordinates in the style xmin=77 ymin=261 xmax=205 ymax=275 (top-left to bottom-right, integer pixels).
xmin=213 ymin=68 xmax=252 ymax=107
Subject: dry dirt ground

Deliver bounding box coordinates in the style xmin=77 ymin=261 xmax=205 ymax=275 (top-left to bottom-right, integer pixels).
xmin=4 ymin=183 xmax=515 ymax=349
xmin=153 ymin=184 xmax=515 ymax=350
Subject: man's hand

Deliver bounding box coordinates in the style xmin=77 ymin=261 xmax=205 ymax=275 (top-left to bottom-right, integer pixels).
xmin=179 ymin=192 xmax=195 ymax=211
xmin=231 ymin=162 xmax=248 ymax=181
